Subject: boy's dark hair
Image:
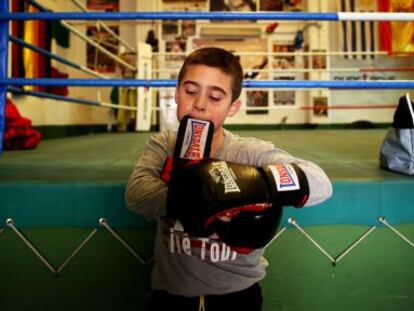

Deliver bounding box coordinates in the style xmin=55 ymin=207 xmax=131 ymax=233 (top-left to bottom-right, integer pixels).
xmin=177 ymin=47 xmax=243 ymax=102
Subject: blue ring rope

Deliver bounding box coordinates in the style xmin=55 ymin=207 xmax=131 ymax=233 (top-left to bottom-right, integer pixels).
xmin=2 ymin=78 xmax=414 ymax=89
xmin=0 ymin=12 xmax=340 ymax=21
xmin=9 ymin=35 xmax=83 ymax=71
xmin=8 ymin=86 xmax=105 ymax=108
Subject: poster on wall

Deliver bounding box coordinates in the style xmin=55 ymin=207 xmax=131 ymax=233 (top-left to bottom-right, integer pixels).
xmin=273 ymin=42 xmax=295 ymax=70
xmin=312 ymin=96 xmax=328 ymax=118
xmin=162 ymin=21 xmax=180 ymax=39
xmin=163 ymin=0 xmax=206 ymax=11
xmin=87 ymin=0 xmax=119 ymax=11
xmin=246 ymin=90 xmax=269 ymax=115
xmin=273 ymin=76 xmax=295 ymax=106
xmin=162 ymin=20 xmax=196 ymax=39
xmin=162 ymin=1 xmax=205 ymax=39
xmin=260 ymin=0 xmax=303 ymax=11
xmin=210 ymin=0 xmax=257 ymax=23
xmin=164 ymin=38 xmax=187 ymax=79
xmin=259 ymin=0 xmax=283 ymax=11
xmin=311 ymin=50 xmax=327 ymax=69
xmin=182 ymin=20 xmax=196 ymax=37
xmin=86 ymin=25 xmax=119 ymax=73
xmin=210 ymin=0 xmax=257 ymax=12
xmin=193 ymin=37 xmax=268 ymax=80
xmin=166 ymin=39 xmax=187 ymax=62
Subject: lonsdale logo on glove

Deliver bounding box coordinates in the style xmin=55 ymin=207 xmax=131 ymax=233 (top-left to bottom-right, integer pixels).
xmin=175 ymin=116 xmax=214 ymax=160
xmin=161 ymin=116 xmax=214 ymax=184
xmin=209 ymin=161 xmax=241 ymax=194
xmin=268 ymin=163 xmax=300 ymax=192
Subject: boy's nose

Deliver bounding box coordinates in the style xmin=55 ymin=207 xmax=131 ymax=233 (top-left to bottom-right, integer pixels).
xmin=193 ymin=95 xmax=206 ymax=112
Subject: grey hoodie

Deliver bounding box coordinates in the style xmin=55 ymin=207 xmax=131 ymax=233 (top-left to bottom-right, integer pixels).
xmin=126 ymin=129 xmax=332 ymax=297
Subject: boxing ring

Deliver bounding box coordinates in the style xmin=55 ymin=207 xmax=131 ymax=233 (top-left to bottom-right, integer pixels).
xmin=1 ymin=3 xmax=414 ymax=311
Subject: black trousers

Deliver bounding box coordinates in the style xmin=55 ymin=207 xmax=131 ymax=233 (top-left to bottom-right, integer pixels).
xmin=150 ymin=283 xmax=262 ymax=311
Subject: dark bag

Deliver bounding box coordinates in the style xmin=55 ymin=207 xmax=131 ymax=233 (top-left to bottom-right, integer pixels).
xmin=379 ymin=94 xmax=414 ymax=175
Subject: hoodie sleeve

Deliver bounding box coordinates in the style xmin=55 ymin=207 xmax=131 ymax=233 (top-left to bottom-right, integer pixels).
xmin=125 ymin=131 xmax=174 ymax=219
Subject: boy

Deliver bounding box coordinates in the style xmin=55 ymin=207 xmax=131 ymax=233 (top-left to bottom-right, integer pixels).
xmin=125 ymin=47 xmax=333 ymax=310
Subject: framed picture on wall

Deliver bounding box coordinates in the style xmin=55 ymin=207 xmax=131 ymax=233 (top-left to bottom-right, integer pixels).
xmin=311 ymin=50 xmax=327 ymax=69
xmin=246 ymin=90 xmax=269 ymax=115
xmin=163 ymin=0 xmax=206 ymax=8
xmin=193 ymin=37 xmax=268 ymax=80
xmin=182 ymin=20 xmax=196 ymax=37
xmin=162 ymin=0 xmax=206 ymax=38
xmin=260 ymin=0 xmax=303 ymax=11
xmin=86 ymin=25 xmax=119 ymax=73
xmin=273 ymin=76 xmax=295 ymax=106
xmin=284 ymin=0 xmax=304 ymax=11
xmin=162 ymin=21 xmax=179 ymax=39
xmin=272 ymin=42 xmax=295 ymax=69
xmin=164 ymin=40 xmax=187 ymax=79
xmin=313 ymin=96 xmax=328 ymax=117
xmin=210 ymin=0 xmax=257 ymax=23
xmin=210 ymin=0 xmax=257 ymax=12
xmin=165 ymin=38 xmax=187 ymax=62
xmin=260 ymin=0 xmax=283 ymax=11
xmin=87 ymin=0 xmax=119 ymax=11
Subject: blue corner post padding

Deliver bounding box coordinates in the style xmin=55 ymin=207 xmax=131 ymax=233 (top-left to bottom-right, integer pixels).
xmin=0 ymin=1 xmax=9 ymax=155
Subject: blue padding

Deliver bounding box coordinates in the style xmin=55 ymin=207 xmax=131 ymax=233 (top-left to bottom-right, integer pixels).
xmin=281 ymin=180 xmax=414 ymax=227
xmin=0 ymin=12 xmax=340 ymax=21
xmin=0 ymin=1 xmax=9 ymax=155
xmin=2 ymin=78 xmax=414 ymax=89
xmin=0 ymin=180 xmax=413 ymax=229
xmin=0 ymin=182 xmax=153 ymax=229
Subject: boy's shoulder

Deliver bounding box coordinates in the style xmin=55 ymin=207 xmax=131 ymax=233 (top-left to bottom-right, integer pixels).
xmin=151 ymin=129 xmax=176 ymax=139
xmin=224 ymin=129 xmax=275 ymax=149
xmin=148 ymin=129 xmax=177 ymax=152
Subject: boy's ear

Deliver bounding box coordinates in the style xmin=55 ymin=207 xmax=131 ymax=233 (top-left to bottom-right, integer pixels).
xmin=227 ymin=99 xmax=241 ymax=117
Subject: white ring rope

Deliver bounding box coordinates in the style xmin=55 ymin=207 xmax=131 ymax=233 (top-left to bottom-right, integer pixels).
xmin=60 ymin=21 xmax=136 ymax=71
xmin=153 ymin=68 xmax=412 ymax=74
xmin=153 ymin=51 xmax=391 ymax=57
xmin=338 ymin=12 xmax=414 ymax=21
xmin=70 ymin=0 xmax=136 ymax=53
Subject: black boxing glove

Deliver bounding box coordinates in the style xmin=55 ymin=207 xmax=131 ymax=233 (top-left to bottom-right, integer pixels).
xmin=167 ymin=159 xmax=309 ymax=240
xmin=211 ymin=203 xmax=283 ymax=249
xmin=262 ymin=162 xmax=309 ymax=207
xmin=161 ymin=115 xmax=214 ymax=184
xmin=162 ymin=116 xmax=214 ymax=225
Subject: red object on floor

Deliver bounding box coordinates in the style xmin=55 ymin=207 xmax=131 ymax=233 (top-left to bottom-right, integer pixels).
xmin=3 ymin=98 xmax=42 ymax=150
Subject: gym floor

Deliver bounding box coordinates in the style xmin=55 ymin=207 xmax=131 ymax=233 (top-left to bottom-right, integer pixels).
xmin=1 ymin=129 xmax=409 ymax=182
xmin=0 ymin=129 xmax=413 ymax=311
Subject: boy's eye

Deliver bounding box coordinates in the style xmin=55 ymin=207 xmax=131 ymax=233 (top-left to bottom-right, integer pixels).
xmin=185 ymin=88 xmax=197 ymax=95
xmin=209 ymin=96 xmax=221 ymax=102
xmin=209 ymin=92 xmax=224 ymax=102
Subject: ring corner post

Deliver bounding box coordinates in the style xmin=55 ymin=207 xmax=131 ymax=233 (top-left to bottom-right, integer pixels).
xmin=0 ymin=1 xmax=9 ymax=155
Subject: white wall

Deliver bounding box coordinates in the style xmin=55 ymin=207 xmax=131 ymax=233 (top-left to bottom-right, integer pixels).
xmin=10 ymin=0 xmax=113 ymax=126
xmin=9 ymin=0 xmax=414 ymax=128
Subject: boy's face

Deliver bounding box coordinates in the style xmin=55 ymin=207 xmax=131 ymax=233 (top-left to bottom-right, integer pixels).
xmin=175 ymin=65 xmax=240 ymax=132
